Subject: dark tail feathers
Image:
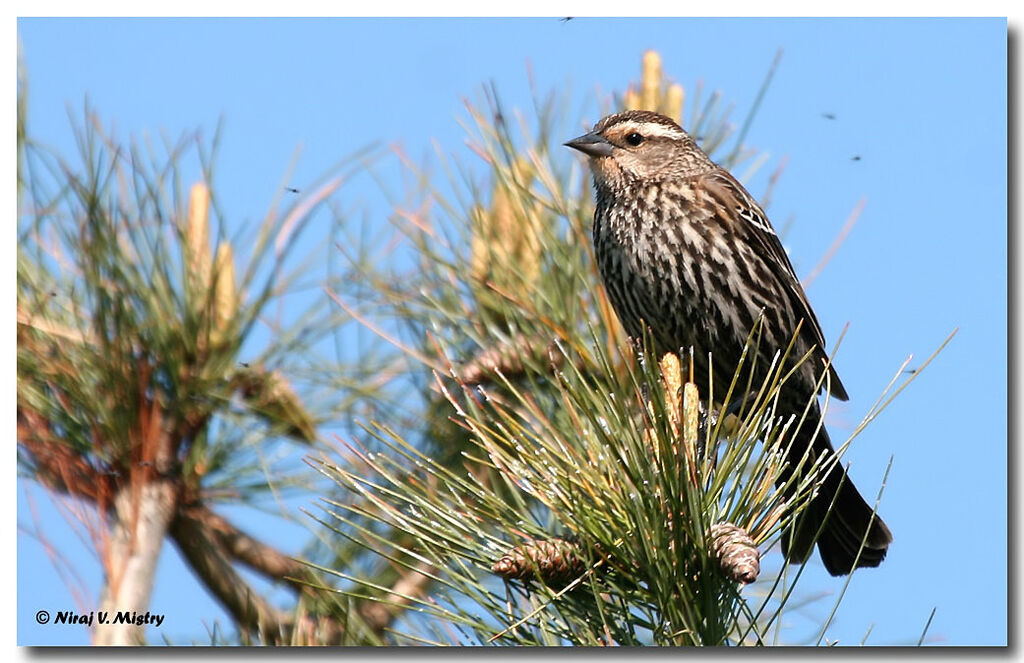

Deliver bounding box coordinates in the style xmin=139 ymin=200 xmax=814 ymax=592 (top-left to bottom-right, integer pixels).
xmin=779 ymin=413 xmax=893 ymax=577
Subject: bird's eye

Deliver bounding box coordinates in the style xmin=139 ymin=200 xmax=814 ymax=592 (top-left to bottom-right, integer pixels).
xmin=625 ymin=132 xmax=645 ymax=147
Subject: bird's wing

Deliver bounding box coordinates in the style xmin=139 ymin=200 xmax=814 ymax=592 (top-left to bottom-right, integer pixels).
xmin=700 ymin=168 xmax=849 ymax=401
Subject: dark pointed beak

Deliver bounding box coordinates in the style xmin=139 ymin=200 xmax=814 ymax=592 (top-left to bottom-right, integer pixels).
xmin=564 ymin=132 xmax=614 ymax=158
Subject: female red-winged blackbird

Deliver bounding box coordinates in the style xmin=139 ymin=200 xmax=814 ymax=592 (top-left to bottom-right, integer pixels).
xmin=566 ymin=110 xmax=891 ymax=576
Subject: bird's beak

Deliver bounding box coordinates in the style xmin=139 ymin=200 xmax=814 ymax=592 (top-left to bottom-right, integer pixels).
xmin=565 ymin=132 xmax=614 ymax=158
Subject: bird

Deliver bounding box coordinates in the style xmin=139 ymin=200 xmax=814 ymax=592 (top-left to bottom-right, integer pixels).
xmin=565 ymin=110 xmax=891 ymax=576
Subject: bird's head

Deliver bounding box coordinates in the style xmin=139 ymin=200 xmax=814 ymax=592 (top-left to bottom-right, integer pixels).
xmin=565 ymin=110 xmax=714 ymax=191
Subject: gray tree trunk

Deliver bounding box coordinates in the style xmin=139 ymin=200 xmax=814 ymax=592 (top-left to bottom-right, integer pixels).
xmin=93 ymin=479 xmax=177 ymax=646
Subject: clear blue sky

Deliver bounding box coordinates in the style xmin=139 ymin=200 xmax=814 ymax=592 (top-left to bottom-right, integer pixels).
xmin=16 ymin=18 xmax=1006 ymax=646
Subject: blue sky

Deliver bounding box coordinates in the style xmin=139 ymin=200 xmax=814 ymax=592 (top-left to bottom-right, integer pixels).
xmin=16 ymin=18 xmax=1006 ymax=646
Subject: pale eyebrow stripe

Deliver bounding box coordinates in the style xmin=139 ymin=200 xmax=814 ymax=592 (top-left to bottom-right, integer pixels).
xmin=611 ymin=121 xmax=684 ymax=140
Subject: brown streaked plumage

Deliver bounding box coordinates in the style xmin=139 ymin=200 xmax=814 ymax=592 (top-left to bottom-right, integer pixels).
xmin=566 ymin=110 xmax=891 ymax=576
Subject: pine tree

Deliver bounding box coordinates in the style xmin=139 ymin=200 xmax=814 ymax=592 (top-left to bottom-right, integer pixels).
xmin=310 ymin=51 xmax=950 ymax=646
xmin=16 ymin=60 xmax=395 ymax=644
xmin=17 ymin=49 xmax=948 ymax=646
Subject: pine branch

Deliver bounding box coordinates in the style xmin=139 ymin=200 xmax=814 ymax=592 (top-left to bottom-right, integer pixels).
xmin=310 ymin=50 xmax=942 ymax=647
xmin=173 ymin=502 xmax=426 ymax=642
xmin=176 ymin=504 xmax=312 ymax=590
xmin=169 ymin=508 xmax=291 ymax=644
xmin=17 ymin=408 xmax=113 ymax=504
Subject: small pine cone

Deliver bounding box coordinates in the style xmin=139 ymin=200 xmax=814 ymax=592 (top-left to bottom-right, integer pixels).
xmin=459 ymin=334 xmax=562 ymax=385
xmin=709 ymin=523 xmax=760 ymax=585
xmin=492 ymin=537 xmax=587 ymax=587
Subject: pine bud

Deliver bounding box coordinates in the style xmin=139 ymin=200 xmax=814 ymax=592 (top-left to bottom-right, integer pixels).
xmin=641 ymin=50 xmax=663 ymax=111
xmin=624 ymin=86 xmax=641 ymax=111
xmin=682 ymin=381 xmax=701 ymax=487
xmin=211 ymin=242 xmax=238 ymax=348
xmin=665 ymin=83 xmax=685 ymax=125
xmin=186 ymin=182 xmax=212 ymax=296
xmin=659 ymin=352 xmax=683 ymax=438
xmin=470 ymin=158 xmax=541 ymax=292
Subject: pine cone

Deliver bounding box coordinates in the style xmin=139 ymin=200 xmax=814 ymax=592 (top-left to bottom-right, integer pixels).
xmin=459 ymin=333 xmax=560 ymax=385
xmin=709 ymin=523 xmax=760 ymax=584
xmin=231 ymin=364 xmax=316 ymax=443
xmin=492 ymin=537 xmax=587 ymax=587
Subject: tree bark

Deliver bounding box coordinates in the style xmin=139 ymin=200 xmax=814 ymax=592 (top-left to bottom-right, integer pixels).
xmin=93 ymin=479 xmax=177 ymax=646
xmin=170 ymin=505 xmax=292 ymax=644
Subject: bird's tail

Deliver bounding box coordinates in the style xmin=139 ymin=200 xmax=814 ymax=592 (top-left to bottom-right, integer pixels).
xmin=778 ymin=407 xmax=893 ymax=576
